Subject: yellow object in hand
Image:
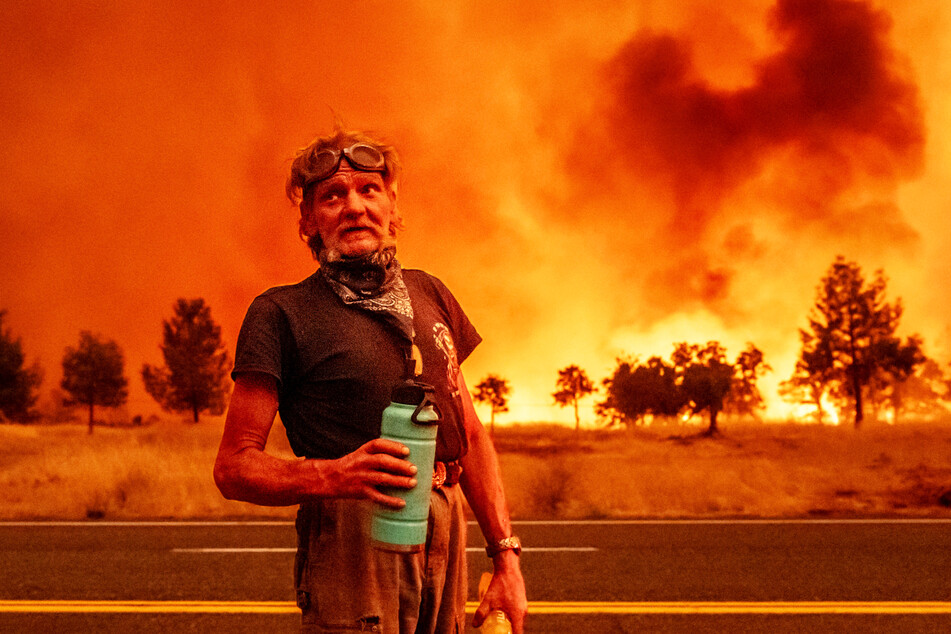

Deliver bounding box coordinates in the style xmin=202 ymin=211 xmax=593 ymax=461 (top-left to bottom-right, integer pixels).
xmin=478 ymin=572 xmax=513 ymax=634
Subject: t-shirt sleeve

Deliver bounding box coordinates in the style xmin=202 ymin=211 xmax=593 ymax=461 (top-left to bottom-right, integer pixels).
xmin=429 ymin=275 xmax=482 ymax=364
xmin=231 ymin=295 xmax=287 ymax=385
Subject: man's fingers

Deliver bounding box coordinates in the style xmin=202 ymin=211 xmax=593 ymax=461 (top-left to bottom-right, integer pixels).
xmin=336 ymin=440 xmax=425 ymax=502
xmin=471 ymin=599 xmax=490 ymax=627
xmin=344 ymin=444 xmax=417 ymax=477
xmin=365 ymin=470 xmax=417 ymax=489
xmin=367 ymin=487 xmax=407 ymax=509
xmin=363 ymin=438 xmax=410 ymax=457
xmin=368 ymin=453 xmax=418 ymax=477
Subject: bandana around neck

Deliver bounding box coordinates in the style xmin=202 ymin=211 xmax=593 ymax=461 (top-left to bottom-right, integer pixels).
xmin=318 ymin=246 xmax=415 ymax=342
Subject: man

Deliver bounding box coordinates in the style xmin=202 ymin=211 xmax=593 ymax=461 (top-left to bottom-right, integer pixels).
xmin=214 ymin=127 xmax=527 ymax=633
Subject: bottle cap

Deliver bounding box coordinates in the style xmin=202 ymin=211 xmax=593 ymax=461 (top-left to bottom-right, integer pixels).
xmin=391 ymin=381 xmax=433 ymax=405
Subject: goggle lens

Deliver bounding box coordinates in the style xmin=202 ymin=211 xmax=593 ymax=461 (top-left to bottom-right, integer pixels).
xmin=347 ymin=144 xmax=385 ymax=169
xmin=310 ymin=143 xmax=386 ymax=184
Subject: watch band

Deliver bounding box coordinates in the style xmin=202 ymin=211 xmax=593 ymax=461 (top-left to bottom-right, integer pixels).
xmin=485 ymin=535 xmax=521 ymax=558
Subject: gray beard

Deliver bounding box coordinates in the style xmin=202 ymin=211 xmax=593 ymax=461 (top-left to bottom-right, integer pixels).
xmin=317 ymin=234 xmax=397 ymax=264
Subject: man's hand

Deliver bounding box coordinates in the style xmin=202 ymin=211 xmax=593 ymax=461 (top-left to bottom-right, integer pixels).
xmin=472 ymin=555 xmax=528 ymax=634
xmin=217 ymin=375 xmax=417 ymax=507
xmin=320 ymin=438 xmax=419 ymax=508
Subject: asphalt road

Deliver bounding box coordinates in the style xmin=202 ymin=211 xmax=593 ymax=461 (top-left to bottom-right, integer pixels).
xmin=1 ymin=519 xmax=950 ymax=632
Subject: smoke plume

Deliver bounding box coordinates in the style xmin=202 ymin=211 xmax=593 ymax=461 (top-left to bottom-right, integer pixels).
xmin=0 ymin=0 xmax=944 ymax=422
xmin=569 ymin=0 xmax=925 ymax=317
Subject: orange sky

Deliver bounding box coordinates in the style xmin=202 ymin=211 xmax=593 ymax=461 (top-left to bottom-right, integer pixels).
xmin=2 ymin=0 xmax=950 ymax=423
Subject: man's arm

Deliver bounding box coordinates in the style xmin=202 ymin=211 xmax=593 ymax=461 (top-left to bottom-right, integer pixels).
xmin=457 ymin=372 xmax=528 ymax=633
xmin=214 ymin=372 xmax=417 ymax=508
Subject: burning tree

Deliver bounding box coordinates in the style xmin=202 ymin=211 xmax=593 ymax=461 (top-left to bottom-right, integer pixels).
xmin=780 ymin=329 xmax=836 ymax=424
xmin=723 ymin=343 xmax=771 ymax=420
xmin=142 ymin=298 xmax=231 ymax=423
xmin=0 ymin=310 xmax=43 ymax=422
xmin=472 ymin=374 xmax=510 ymax=434
xmin=61 ymin=331 xmax=129 ymax=433
xmin=787 ymin=256 xmax=925 ymax=427
xmin=893 ymin=359 xmax=951 ymax=421
xmin=552 ymin=365 xmax=595 ymax=432
xmin=864 ymin=335 xmax=928 ymax=422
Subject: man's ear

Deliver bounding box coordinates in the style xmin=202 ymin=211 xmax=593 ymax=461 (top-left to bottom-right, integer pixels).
xmin=299 ymin=203 xmax=317 ymax=238
xmin=388 ymin=185 xmax=404 ymax=232
xmin=391 ymin=204 xmax=404 ymax=231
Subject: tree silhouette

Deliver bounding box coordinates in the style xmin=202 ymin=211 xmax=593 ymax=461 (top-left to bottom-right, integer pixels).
xmin=780 ymin=328 xmax=835 ymax=424
xmin=0 ymin=310 xmax=42 ymax=422
xmin=724 ymin=343 xmax=771 ymax=420
xmin=142 ymin=298 xmax=231 ymax=423
xmin=791 ymin=256 xmax=922 ymax=427
xmin=61 ymin=331 xmax=128 ymax=433
xmin=867 ymin=335 xmax=927 ymax=423
xmin=679 ymin=342 xmax=735 ymax=436
xmin=598 ymin=356 xmax=683 ymax=427
xmin=472 ymin=374 xmax=510 ymax=434
xmin=552 ymin=365 xmax=595 ymax=432
xmin=599 ymin=342 xmax=764 ymax=434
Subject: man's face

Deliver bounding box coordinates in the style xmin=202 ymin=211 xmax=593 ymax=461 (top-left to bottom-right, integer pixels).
xmin=302 ymin=162 xmax=398 ymax=258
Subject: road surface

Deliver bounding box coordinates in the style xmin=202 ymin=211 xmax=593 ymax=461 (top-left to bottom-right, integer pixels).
xmin=1 ymin=519 xmax=950 ymax=632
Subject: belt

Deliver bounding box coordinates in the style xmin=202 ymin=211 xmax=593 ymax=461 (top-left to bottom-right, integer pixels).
xmin=432 ymin=461 xmax=462 ymax=489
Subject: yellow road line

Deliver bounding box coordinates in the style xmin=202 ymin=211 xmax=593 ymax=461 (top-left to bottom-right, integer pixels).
xmin=2 ymin=601 xmax=951 ymax=615
xmin=522 ymin=601 xmax=951 ymax=615
xmin=0 ymin=601 xmax=299 ymax=614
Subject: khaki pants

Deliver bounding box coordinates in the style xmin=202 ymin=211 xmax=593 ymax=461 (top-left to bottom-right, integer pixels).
xmin=295 ymin=485 xmax=467 ymax=633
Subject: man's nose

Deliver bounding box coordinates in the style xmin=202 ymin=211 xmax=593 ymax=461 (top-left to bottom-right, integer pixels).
xmin=341 ymin=188 xmax=365 ymax=215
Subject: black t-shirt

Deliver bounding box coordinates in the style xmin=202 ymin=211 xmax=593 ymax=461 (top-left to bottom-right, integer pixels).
xmin=232 ymin=268 xmax=481 ymax=461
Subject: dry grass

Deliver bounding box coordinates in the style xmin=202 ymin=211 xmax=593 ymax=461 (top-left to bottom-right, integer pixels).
xmin=0 ymin=418 xmax=299 ymax=520
xmin=497 ymin=422 xmax=951 ymax=519
xmin=3 ymin=418 xmax=951 ymax=520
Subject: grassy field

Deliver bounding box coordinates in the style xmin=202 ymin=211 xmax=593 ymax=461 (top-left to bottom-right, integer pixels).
xmin=2 ymin=418 xmax=951 ymax=520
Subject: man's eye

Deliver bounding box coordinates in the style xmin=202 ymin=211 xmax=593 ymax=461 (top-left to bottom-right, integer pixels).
xmin=361 ymin=182 xmax=381 ymax=194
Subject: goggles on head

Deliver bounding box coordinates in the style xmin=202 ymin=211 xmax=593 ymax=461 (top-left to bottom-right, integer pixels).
xmin=307 ymin=143 xmax=387 ymax=188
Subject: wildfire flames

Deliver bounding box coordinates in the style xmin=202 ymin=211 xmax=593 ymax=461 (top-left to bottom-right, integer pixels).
xmin=1 ymin=0 xmax=950 ymax=424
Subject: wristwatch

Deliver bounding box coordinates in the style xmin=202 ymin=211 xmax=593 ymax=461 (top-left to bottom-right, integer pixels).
xmin=485 ymin=535 xmax=522 ymax=558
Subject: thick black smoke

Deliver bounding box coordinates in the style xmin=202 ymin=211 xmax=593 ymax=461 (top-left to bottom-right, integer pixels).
xmin=574 ymin=0 xmax=925 ymax=312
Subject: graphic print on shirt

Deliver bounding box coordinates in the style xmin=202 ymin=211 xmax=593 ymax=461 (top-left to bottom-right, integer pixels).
xmin=433 ymin=322 xmax=461 ymax=398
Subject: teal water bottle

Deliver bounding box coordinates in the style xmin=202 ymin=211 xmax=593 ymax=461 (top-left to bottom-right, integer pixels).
xmin=371 ymin=381 xmax=440 ymax=552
